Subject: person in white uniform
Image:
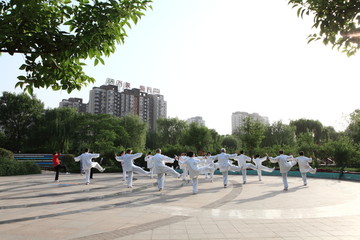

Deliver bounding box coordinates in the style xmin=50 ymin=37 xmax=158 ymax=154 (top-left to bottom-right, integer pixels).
xmin=115 ymin=151 xmax=126 ymax=182
xmin=232 ymin=150 xmax=257 ymax=184
xmin=269 ymin=150 xmax=296 ymax=190
xmin=176 ymin=152 xmax=188 ymax=181
xmin=184 ymin=151 xmax=213 ymax=194
xmin=152 ymin=148 xmax=181 ymax=191
xmin=74 ymin=149 xmax=105 ymax=185
xmin=116 ymin=149 xmax=149 ymax=188
xmin=252 ymin=154 xmax=275 ymax=181
xmin=144 ymin=152 xmax=154 ymax=179
xmin=294 ymin=151 xmax=317 ymax=186
xmin=209 ymin=148 xmax=241 ymax=188
xmin=204 ymin=152 xmax=219 ymax=182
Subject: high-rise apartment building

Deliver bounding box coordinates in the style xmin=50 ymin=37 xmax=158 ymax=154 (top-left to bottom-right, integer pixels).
xmin=186 ymin=116 xmax=205 ymax=126
xmin=232 ymin=111 xmax=269 ymax=133
xmin=88 ymin=85 xmax=121 ymax=116
xmin=59 ymin=97 xmax=88 ymax=113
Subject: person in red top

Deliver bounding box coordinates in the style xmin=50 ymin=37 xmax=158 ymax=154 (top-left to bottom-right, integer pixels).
xmin=52 ymin=152 xmax=69 ymax=182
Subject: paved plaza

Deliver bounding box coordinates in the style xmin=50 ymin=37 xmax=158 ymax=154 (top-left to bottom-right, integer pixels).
xmin=0 ymin=171 xmax=359 ymax=240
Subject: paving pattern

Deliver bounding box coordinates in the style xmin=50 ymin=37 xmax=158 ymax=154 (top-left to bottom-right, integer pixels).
xmin=0 ymin=171 xmax=359 ymax=240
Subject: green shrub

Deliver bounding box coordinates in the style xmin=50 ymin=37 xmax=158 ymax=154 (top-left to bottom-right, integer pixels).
xmin=0 ymin=148 xmax=13 ymax=159
xmin=59 ymin=154 xmax=79 ymax=173
xmin=0 ymin=157 xmax=41 ymax=176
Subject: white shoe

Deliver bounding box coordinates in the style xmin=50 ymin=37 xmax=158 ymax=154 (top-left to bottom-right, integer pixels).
xmin=86 ymin=182 xmax=90 ymax=185
xmin=66 ymin=172 xmax=70 ymax=175
xmin=100 ymin=168 xmax=105 ymax=173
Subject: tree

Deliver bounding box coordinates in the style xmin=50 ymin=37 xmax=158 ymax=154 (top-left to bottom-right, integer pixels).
xmin=345 ymin=109 xmax=360 ymax=143
xmin=0 ymin=92 xmax=44 ymax=152
xmin=183 ymin=123 xmax=214 ymax=153
xmin=156 ymin=118 xmax=188 ymax=147
xmin=261 ymin=121 xmax=296 ymax=147
xmin=290 ymin=119 xmax=323 ymax=144
xmin=236 ymin=117 xmax=266 ymax=155
xmin=221 ymin=136 xmax=238 ymax=153
xmin=288 ymin=0 xmax=360 ymax=56
xmin=0 ymin=0 xmax=152 ymax=94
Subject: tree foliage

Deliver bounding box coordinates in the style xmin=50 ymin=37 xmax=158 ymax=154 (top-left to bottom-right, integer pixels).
xmin=0 ymin=92 xmax=44 ymax=152
xmin=0 ymin=0 xmax=152 ymax=94
xmin=288 ymin=0 xmax=360 ymax=56
xmin=345 ymin=109 xmax=360 ymax=143
xmin=236 ymin=117 xmax=266 ymax=155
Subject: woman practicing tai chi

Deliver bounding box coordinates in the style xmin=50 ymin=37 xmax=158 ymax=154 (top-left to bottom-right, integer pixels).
xmin=184 ymin=151 xmax=214 ymax=194
xmin=269 ymin=150 xmax=296 ymax=190
xmin=152 ymin=148 xmax=181 ymax=191
xmin=252 ymin=154 xmax=275 ymax=181
xmin=176 ymin=152 xmax=189 ymax=181
xmin=52 ymin=152 xmax=69 ymax=182
xmin=294 ymin=151 xmax=317 ymax=186
xmin=74 ymin=149 xmax=105 ymax=185
xmin=232 ymin=150 xmax=257 ymax=184
xmin=209 ymin=148 xmax=241 ymax=188
xmin=116 ymin=149 xmax=149 ymax=188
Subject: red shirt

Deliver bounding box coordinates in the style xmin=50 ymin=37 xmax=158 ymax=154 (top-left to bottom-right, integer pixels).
xmin=52 ymin=154 xmax=61 ymax=166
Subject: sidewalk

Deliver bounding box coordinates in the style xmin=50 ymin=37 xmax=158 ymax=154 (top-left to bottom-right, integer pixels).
xmin=0 ymin=172 xmax=359 ymax=240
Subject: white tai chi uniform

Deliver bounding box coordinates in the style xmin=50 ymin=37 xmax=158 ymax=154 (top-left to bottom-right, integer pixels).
xmin=269 ymin=154 xmax=296 ymax=190
xmin=74 ymin=152 xmax=105 ymax=184
xmin=252 ymin=157 xmax=275 ymax=181
xmin=152 ymin=153 xmax=180 ymax=190
xmin=233 ymin=154 xmax=257 ymax=184
xmin=178 ymin=155 xmax=189 ymax=181
xmin=210 ymin=152 xmax=240 ymax=187
xmin=184 ymin=157 xmax=213 ymax=194
xmin=115 ymin=155 xmax=126 ymax=181
xmin=144 ymin=154 xmax=154 ymax=178
xmin=204 ymin=156 xmax=218 ymax=182
xmin=117 ymin=153 xmax=149 ymax=188
xmin=294 ymin=156 xmax=316 ymax=185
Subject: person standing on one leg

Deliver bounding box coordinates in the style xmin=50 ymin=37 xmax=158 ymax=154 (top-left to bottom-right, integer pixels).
xmin=184 ymin=151 xmax=214 ymax=194
xmin=176 ymin=152 xmax=188 ymax=181
xmin=294 ymin=151 xmax=317 ymax=186
xmin=210 ymin=148 xmax=240 ymax=188
xmin=269 ymin=150 xmax=296 ymax=190
xmin=144 ymin=152 xmax=154 ymax=179
xmin=115 ymin=151 xmax=126 ymax=182
xmin=118 ymin=149 xmax=149 ymax=188
xmin=152 ymin=148 xmax=181 ymax=191
xmin=233 ymin=150 xmax=257 ymax=184
xmin=52 ymin=152 xmax=69 ymax=182
xmin=252 ymin=154 xmax=275 ymax=181
xmin=74 ymin=149 xmax=105 ymax=185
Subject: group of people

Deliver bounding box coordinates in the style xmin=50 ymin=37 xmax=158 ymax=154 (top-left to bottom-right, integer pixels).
xmin=52 ymin=148 xmax=317 ymax=194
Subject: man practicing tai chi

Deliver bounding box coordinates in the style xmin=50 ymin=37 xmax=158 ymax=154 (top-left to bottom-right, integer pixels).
xmin=184 ymin=151 xmax=214 ymax=194
xmin=209 ymin=148 xmax=241 ymax=188
xmin=115 ymin=151 xmax=126 ymax=182
xmin=74 ymin=149 xmax=105 ymax=185
xmin=269 ymin=150 xmax=296 ymax=190
xmin=252 ymin=154 xmax=275 ymax=181
xmin=232 ymin=150 xmax=257 ymax=184
xmin=152 ymin=148 xmax=181 ymax=191
xmin=294 ymin=151 xmax=317 ymax=186
xmin=117 ymin=149 xmax=149 ymax=188
xmin=144 ymin=151 xmax=154 ymax=179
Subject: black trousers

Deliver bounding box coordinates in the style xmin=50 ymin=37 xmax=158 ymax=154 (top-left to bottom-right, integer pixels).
xmin=54 ymin=164 xmax=67 ymax=180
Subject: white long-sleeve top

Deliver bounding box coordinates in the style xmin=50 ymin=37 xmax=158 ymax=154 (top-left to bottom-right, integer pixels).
xmin=178 ymin=156 xmax=188 ymax=170
xmin=269 ymin=154 xmax=294 ymax=173
xmin=152 ymin=153 xmax=175 ymax=174
xmin=295 ymin=156 xmax=313 ymax=173
xmin=252 ymin=157 xmax=268 ymax=169
xmin=118 ymin=153 xmax=142 ymax=172
xmin=184 ymin=157 xmax=203 ymax=179
xmin=233 ymin=154 xmax=252 ymax=168
xmin=74 ymin=152 xmax=100 ymax=171
xmin=144 ymin=155 xmax=153 ymax=168
xmin=210 ymin=152 xmax=237 ymax=172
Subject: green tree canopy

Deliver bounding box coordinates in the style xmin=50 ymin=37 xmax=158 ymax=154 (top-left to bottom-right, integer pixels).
xmin=236 ymin=117 xmax=266 ymax=155
xmin=0 ymin=92 xmax=44 ymax=151
xmin=0 ymin=0 xmax=152 ymax=94
xmin=289 ymin=0 xmax=360 ymax=56
xmin=345 ymin=109 xmax=360 ymax=143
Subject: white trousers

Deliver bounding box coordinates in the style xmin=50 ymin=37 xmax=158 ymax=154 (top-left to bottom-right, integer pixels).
xmin=126 ymin=166 xmax=149 ymax=187
xmin=301 ymin=172 xmax=307 ymax=185
xmin=282 ymin=172 xmax=288 ymax=189
xmin=84 ymin=163 xmax=104 ymax=184
xmin=156 ymin=167 xmax=180 ymax=190
xmin=191 ymin=177 xmax=198 ymax=193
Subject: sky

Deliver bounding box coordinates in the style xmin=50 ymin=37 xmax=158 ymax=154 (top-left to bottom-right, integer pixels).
xmin=1 ymin=0 xmax=359 ymax=135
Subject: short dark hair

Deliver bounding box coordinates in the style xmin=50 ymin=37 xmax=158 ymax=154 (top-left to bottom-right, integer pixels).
xmin=279 ymin=150 xmax=284 ymax=154
xmin=299 ymin=151 xmax=304 ymax=156
xmin=187 ymin=151 xmax=194 ymax=157
xmin=126 ymin=149 xmax=132 ymax=154
xmin=240 ymin=150 xmax=244 ymax=154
